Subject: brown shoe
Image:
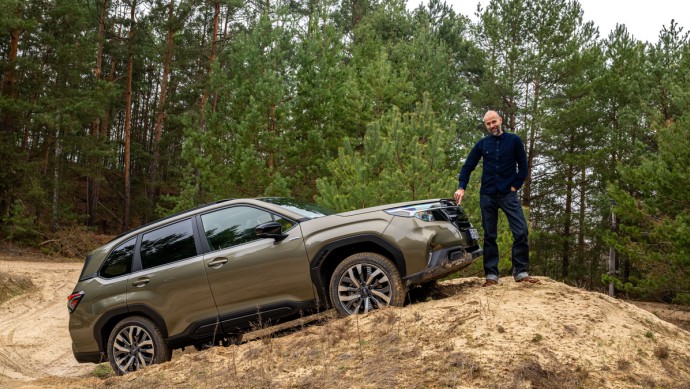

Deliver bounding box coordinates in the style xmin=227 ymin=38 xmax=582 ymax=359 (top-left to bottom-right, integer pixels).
xmin=516 ymin=276 xmax=541 ymax=284
xmin=482 ymin=279 xmax=498 ymax=287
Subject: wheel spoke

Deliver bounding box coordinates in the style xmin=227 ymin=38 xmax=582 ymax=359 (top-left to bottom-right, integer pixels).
xmin=338 ymin=285 xmax=358 ymax=293
xmin=137 ymin=352 xmax=149 ymax=367
xmin=339 ymin=293 xmax=362 ymax=302
xmin=352 ymin=299 xmax=362 ymax=314
xmin=127 ymin=327 xmax=135 ymax=346
xmin=121 ymin=355 xmax=135 ymax=372
xmin=114 ymin=343 xmax=129 ymax=353
xmin=116 ymin=333 xmax=131 ymax=347
xmin=371 ymin=289 xmax=391 ymax=304
xmin=347 ymin=268 xmax=361 ymax=288
xmin=357 ymin=264 xmax=366 ymax=285
xmin=139 ymin=339 xmax=153 ymax=348
xmin=364 ymin=268 xmax=382 ymax=286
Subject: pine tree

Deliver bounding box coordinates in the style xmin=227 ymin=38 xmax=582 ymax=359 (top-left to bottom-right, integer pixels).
xmin=609 ymin=116 xmax=690 ymax=304
xmin=316 ymin=97 xmax=456 ymax=211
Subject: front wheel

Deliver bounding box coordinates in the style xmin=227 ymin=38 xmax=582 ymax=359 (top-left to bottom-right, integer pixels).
xmin=329 ymin=252 xmax=405 ymax=316
xmin=106 ymin=316 xmax=172 ymax=375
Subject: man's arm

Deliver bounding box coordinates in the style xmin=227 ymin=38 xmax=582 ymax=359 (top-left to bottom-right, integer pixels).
xmin=455 ymin=141 xmax=482 ymax=204
xmin=511 ymin=135 xmax=528 ymax=190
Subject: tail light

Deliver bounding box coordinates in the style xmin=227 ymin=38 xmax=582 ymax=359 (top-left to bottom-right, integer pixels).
xmin=67 ymin=291 xmax=85 ymax=313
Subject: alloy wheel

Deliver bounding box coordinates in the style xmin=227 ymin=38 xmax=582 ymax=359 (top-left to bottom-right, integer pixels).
xmin=111 ymin=325 xmax=156 ymax=373
xmin=337 ymin=263 xmax=392 ymax=314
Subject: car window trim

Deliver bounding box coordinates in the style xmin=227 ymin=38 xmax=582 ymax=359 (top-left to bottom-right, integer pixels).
xmin=98 ymin=237 xmax=137 ymax=279
xmin=196 ymin=204 xmax=297 ymax=254
xmin=131 ymin=217 xmax=203 ymax=272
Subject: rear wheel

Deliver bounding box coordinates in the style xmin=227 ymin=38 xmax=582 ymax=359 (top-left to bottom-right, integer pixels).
xmin=107 ymin=316 xmax=171 ymax=375
xmin=329 ymin=252 xmax=405 ymax=316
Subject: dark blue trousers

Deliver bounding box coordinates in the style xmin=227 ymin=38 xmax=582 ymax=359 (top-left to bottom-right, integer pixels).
xmin=479 ymin=192 xmax=530 ymax=281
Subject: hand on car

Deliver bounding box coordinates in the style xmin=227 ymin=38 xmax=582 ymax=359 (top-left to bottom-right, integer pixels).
xmin=454 ymin=188 xmax=465 ymax=204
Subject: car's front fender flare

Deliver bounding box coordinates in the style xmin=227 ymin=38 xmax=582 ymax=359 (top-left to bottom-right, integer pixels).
xmin=308 ymin=235 xmax=406 ymax=305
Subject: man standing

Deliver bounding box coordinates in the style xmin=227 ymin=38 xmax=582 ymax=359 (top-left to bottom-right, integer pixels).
xmin=454 ymin=110 xmax=539 ymax=286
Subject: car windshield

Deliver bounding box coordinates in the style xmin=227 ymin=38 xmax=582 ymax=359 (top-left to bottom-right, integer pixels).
xmin=259 ymin=197 xmax=335 ymax=219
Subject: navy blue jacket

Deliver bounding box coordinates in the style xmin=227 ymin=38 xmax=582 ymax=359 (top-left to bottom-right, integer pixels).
xmin=458 ymin=131 xmax=528 ymax=195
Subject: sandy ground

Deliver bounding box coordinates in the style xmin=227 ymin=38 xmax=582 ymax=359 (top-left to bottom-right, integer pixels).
xmin=0 ymin=259 xmax=92 ymax=385
xmin=1 ymin=258 xmax=690 ymax=388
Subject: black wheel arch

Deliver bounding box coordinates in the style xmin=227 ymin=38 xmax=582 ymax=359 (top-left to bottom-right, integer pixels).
xmin=309 ymin=234 xmax=406 ymax=307
xmin=93 ymin=304 xmax=169 ymax=353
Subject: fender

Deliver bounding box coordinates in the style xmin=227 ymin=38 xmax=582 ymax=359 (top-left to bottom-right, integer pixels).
xmin=309 ymin=234 xmax=406 ymax=304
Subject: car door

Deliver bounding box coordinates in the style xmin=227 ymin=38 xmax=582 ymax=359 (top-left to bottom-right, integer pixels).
xmin=198 ymin=205 xmax=314 ymax=332
xmin=126 ymin=218 xmax=220 ymax=339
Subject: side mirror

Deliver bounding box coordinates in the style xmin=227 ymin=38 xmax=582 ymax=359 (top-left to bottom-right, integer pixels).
xmin=255 ymin=221 xmax=288 ymax=241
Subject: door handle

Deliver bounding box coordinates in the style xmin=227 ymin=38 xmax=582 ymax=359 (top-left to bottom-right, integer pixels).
xmin=131 ymin=277 xmax=150 ymax=287
xmin=207 ymin=257 xmax=228 ymax=268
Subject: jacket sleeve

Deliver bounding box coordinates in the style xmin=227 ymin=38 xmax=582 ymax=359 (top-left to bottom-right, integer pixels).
xmin=512 ymin=135 xmax=528 ymax=190
xmin=458 ymin=140 xmax=483 ymax=189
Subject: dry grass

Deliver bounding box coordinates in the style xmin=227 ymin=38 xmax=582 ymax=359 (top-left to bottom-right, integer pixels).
xmin=0 ymin=270 xmax=34 ymax=304
xmin=509 ymin=360 xmax=589 ymax=389
xmin=38 ymin=226 xmax=112 ymax=258
xmin=9 ymin=276 xmax=690 ymax=389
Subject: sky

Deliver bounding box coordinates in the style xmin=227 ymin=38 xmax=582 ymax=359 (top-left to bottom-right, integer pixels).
xmin=406 ymin=0 xmax=690 ymax=44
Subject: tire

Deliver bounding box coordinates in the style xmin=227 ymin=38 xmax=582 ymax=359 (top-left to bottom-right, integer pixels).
xmin=106 ymin=316 xmax=172 ymax=375
xmin=329 ymin=252 xmax=405 ymax=316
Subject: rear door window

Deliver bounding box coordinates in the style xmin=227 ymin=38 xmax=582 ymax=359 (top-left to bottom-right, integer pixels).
xmin=140 ymin=219 xmax=197 ymax=269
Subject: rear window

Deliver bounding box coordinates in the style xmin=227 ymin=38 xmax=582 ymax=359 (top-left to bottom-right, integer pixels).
xmin=100 ymin=238 xmax=136 ymax=278
xmin=140 ymin=219 xmax=197 ymax=269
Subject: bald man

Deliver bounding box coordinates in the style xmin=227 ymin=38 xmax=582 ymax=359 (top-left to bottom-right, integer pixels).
xmin=454 ymin=111 xmax=539 ymax=286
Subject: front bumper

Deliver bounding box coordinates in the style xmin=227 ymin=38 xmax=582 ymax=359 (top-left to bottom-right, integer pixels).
xmin=402 ymin=245 xmax=483 ymax=286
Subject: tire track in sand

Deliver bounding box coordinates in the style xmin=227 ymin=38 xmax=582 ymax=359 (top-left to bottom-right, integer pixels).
xmin=0 ymin=260 xmax=93 ymax=384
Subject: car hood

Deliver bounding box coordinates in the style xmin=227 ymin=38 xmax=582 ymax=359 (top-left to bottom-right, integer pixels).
xmin=336 ymin=199 xmax=451 ymax=217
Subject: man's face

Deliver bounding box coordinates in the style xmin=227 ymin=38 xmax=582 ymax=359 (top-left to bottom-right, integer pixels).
xmin=484 ymin=112 xmax=503 ymax=136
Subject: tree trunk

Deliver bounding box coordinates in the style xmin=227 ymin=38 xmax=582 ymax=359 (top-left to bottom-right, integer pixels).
xmin=123 ymin=0 xmax=137 ymax=232
xmin=562 ymin=165 xmax=573 ymax=278
xmin=523 ymin=77 xmax=539 ymax=208
xmin=87 ymin=0 xmax=108 ymax=227
xmin=578 ymin=167 xmax=587 ymax=281
xmin=149 ymin=0 xmax=176 ymax=203
xmin=195 ymin=1 xmax=220 ymax=200
xmin=199 ymin=0 xmax=220 ymax=126
xmin=2 ymin=27 xmax=20 ymax=134
xmin=51 ymin=125 xmax=60 ymax=232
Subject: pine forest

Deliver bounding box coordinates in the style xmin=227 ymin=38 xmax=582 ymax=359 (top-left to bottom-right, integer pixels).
xmin=1 ymin=0 xmax=689 ymax=303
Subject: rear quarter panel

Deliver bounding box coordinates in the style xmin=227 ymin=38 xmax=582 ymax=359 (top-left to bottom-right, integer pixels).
xmin=69 ymin=277 xmax=127 ymax=354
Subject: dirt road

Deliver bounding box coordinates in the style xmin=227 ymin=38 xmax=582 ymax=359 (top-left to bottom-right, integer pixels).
xmin=0 ymin=259 xmax=92 ymax=384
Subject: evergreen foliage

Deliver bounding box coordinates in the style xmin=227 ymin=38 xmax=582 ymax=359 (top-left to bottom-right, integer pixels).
xmin=0 ymin=0 xmax=688 ymax=302
xmin=609 ymin=116 xmax=690 ymax=304
xmin=316 ymin=97 xmax=456 ymax=211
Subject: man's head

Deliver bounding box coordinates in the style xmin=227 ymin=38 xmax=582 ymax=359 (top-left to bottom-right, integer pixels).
xmin=483 ymin=110 xmax=503 ymax=137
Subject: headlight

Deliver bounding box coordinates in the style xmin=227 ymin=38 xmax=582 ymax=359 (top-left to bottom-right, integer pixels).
xmin=385 ymin=203 xmax=441 ymax=221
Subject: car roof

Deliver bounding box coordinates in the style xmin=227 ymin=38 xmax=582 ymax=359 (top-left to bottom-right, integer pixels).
xmin=107 ymin=197 xmax=311 ymax=244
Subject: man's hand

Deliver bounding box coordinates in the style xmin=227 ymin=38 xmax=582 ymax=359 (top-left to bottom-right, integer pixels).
xmin=454 ymin=188 xmax=465 ymax=204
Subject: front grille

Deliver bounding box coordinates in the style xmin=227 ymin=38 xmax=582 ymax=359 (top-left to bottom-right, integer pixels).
xmin=453 ymin=221 xmax=472 ymax=229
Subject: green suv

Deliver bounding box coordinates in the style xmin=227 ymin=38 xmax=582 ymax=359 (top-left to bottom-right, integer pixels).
xmin=68 ymin=198 xmax=482 ymax=374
